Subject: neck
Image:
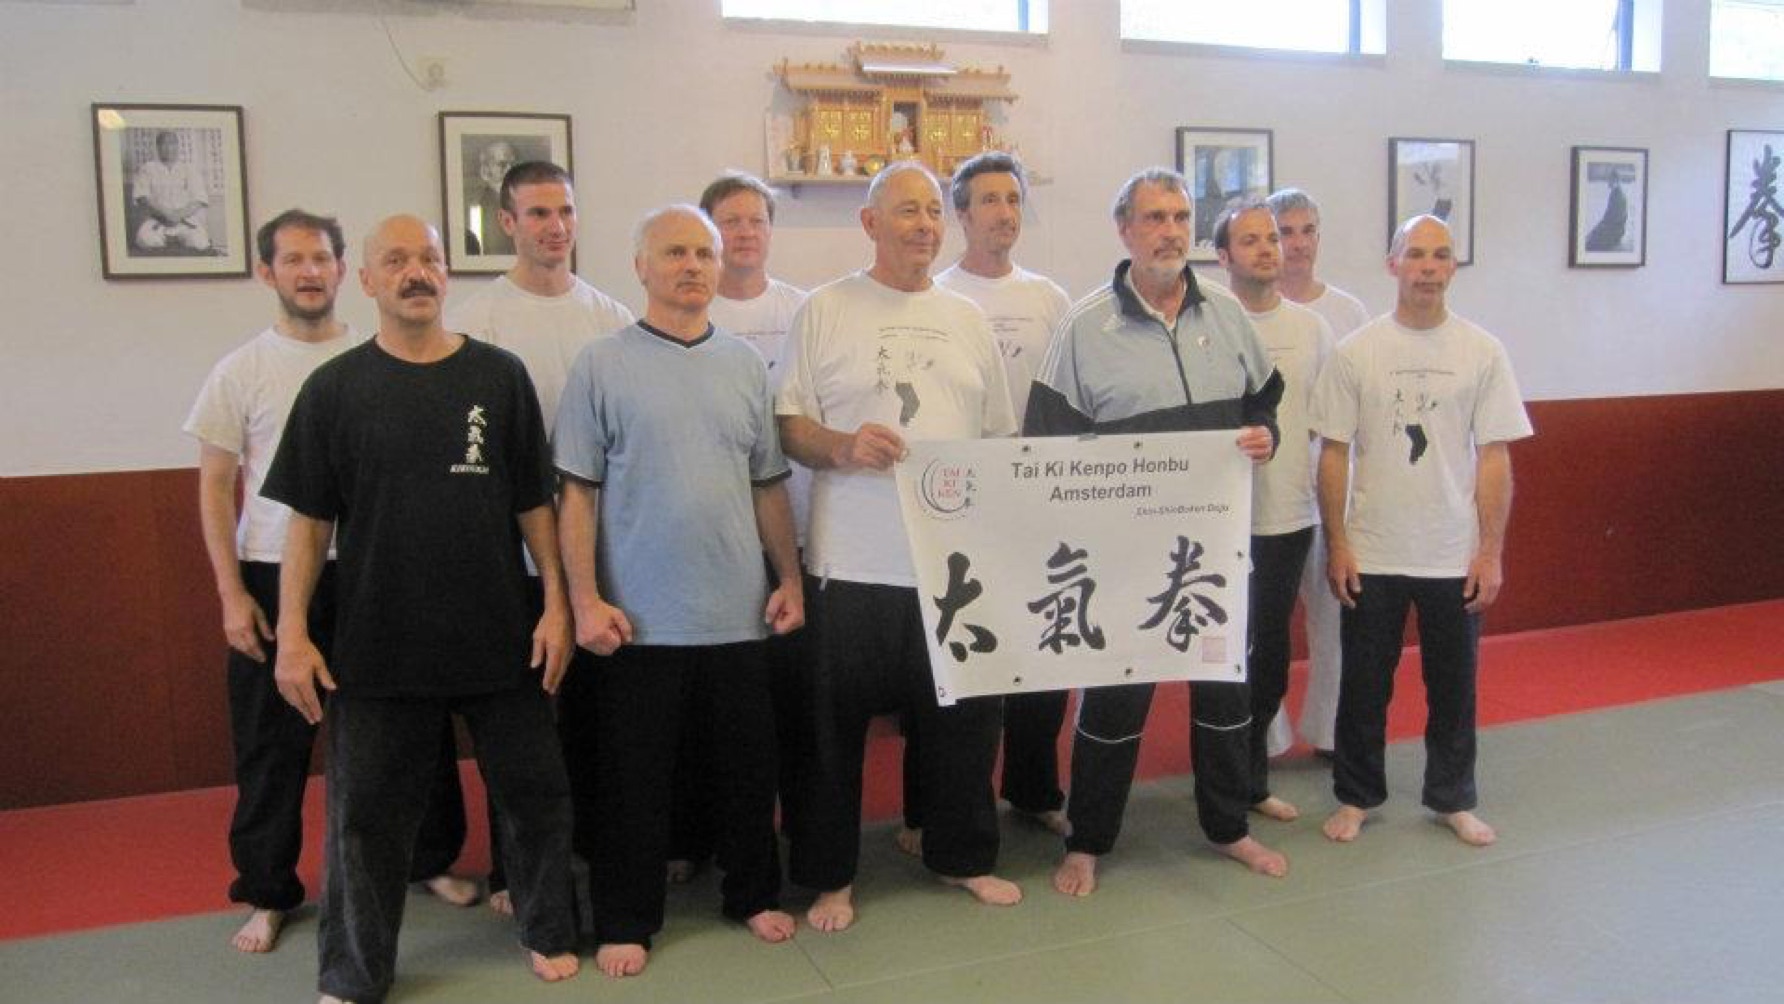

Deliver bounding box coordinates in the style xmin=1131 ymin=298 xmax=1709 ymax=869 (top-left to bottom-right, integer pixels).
xmin=957 ymin=247 xmax=1013 ymax=279
xmin=644 ymin=305 xmax=709 ymax=342
xmin=869 ymin=261 xmax=932 ymax=294
xmin=1131 ymin=266 xmax=1186 ymax=318
xmin=1278 ymin=273 xmax=1324 ymax=304
xmin=274 ymin=315 xmax=344 ymax=344
xmin=507 ymin=259 xmax=574 ymax=297
xmin=1229 ymin=277 xmax=1280 ymax=314
xmin=376 ymin=323 xmax=459 ymax=362
xmin=1395 ymin=300 xmax=1448 ymax=330
xmin=717 ymin=266 xmax=768 ymax=300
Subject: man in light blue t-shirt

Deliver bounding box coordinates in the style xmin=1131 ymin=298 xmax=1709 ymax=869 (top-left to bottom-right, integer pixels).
xmin=554 ymin=205 xmax=804 ymax=980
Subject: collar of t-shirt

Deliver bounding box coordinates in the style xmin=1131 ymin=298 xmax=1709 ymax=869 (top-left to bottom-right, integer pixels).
xmin=636 ymin=319 xmax=714 ymax=349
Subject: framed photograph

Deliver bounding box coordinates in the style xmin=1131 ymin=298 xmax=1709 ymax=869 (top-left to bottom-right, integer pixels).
xmin=91 ymin=103 xmax=249 ymax=280
xmin=439 ymin=111 xmax=573 ymax=274
xmin=1570 ymin=146 xmax=1648 ymax=268
xmin=1723 ymin=129 xmax=1784 ymax=284
xmin=1389 ymin=137 xmax=1475 ymax=265
xmin=1174 ymin=128 xmax=1273 ymax=262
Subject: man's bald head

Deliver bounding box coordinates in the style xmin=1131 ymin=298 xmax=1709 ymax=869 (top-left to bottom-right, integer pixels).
xmin=360 ymin=215 xmax=449 ymax=330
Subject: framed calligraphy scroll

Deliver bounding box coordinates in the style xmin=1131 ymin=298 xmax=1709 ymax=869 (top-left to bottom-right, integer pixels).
xmin=895 ymin=431 xmax=1252 ymax=705
xmin=1724 ymin=129 xmax=1784 ymax=284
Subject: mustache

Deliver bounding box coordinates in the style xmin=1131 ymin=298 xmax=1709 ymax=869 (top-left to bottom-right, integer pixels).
xmin=399 ymin=280 xmax=438 ymax=298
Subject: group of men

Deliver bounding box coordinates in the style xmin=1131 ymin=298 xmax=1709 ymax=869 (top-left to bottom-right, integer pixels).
xmin=188 ymin=151 xmax=1529 ymax=1003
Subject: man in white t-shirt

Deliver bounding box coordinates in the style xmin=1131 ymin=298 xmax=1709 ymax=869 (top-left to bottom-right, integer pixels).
xmin=448 ymin=160 xmax=633 ymax=915
xmin=1216 ymin=201 xmax=1335 ymax=826
xmin=184 ymin=210 xmax=474 ymax=956
xmin=903 ymin=152 xmax=1073 ymax=850
xmin=1309 ymin=215 xmax=1533 ymax=848
xmin=134 ymin=130 xmax=211 ymax=251
xmin=777 ymin=162 xmax=1022 ymax=932
xmin=1262 ymin=187 xmax=1372 ymax=759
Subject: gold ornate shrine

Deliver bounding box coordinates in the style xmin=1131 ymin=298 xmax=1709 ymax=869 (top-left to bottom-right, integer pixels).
xmin=772 ymin=42 xmax=1018 ymax=183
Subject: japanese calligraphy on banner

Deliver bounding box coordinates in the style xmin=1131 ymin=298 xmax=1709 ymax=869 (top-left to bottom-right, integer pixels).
xmin=895 ymin=431 xmax=1253 ymax=706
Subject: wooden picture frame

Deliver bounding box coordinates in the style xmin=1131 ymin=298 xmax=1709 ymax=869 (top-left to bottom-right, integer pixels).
xmin=1175 ymin=127 xmax=1274 ymax=263
xmin=1389 ymin=137 xmax=1475 ymax=265
xmin=1570 ymin=146 xmax=1648 ymax=268
xmin=1723 ymin=129 xmax=1784 ymax=284
xmin=439 ymin=112 xmax=573 ymax=275
xmin=91 ymin=103 xmax=250 ymax=280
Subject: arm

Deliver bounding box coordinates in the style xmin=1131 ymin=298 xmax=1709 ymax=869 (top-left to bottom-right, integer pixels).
xmin=1317 ymin=437 xmax=1361 ymax=607
xmin=557 ymin=479 xmax=632 ymax=655
xmin=776 ymin=414 xmax=904 ymax=471
xmin=197 ymin=443 xmax=272 ymax=662
xmin=752 ymin=481 xmax=805 ymax=636
xmin=1238 ymin=368 xmax=1285 ymax=462
xmin=517 ymin=504 xmax=573 ymax=692
xmin=1465 ymin=441 xmax=1514 ymax=613
xmin=273 ymin=513 xmax=334 ymax=724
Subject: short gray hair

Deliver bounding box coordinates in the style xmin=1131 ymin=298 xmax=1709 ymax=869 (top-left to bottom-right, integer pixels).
xmin=1265 ymin=187 xmax=1320 ymax=220
xmin=950 ymin=152 xmax=1029 ymax=213
xmin=1112 ymin=168 xmax=1189 ymax=223
xmin=633 ymin=203 xmax=722 ymax=256
xmin=866 ymin=160 xmax=942 ymax=211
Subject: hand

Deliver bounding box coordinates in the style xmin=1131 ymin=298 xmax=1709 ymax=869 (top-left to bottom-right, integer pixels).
xmin=220 ymin=587 xmax=273 ymax=662
xmin=764 ymin=579 xmax=805 ymax=636
xmin=532 ymin=602 xmax=574 ymax=693
xmin=833 ymin=422 xmax=906 ymax=471
xmin=274 ymin=634 xmax=335 ymax=725
xmin=1235 ymin=425 xmax=1274 ymax=463
xmin=574 ymin=598 xmax=633 ymax=656
xmin=1464 ymin=553 xmax=1503 ymax=613
xmin=1326 ymin=542 xmax=1363 ymax=608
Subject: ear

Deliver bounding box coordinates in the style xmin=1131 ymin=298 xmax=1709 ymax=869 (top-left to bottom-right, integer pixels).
xmin=359 ymin=265 xmax=377 ymax=297
xmin=498 ymin=208 xmax=518 ymax=238
xmin=1216 ymin=248 xmax=1232 ymax=268
xmin=255 ymin=260 xmax=275 ymax=288
xmin=633 ymin=252 xmax=648 ymax=286
xmin=859 ymin=205 xmax=877 ymax=241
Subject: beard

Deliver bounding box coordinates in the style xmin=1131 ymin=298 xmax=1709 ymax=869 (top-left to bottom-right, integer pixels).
xmin=278 ymin=291 xmax=335 ymax=324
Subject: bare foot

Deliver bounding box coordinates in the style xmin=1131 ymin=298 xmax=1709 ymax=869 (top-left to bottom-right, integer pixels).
xmin=806 ymin=887 xmax=856 ymax=932
xmin=231 ymin=908 xmax=284 ymax=953
xmin=745 ymin=909 xmax=797 ymax=943
xmin=1214 ymin=836 xmax=1289 ymax=877
xmin=941 ymin=873 xmax=1023 ymax=906
xmin=487 ymin=889 xmax=514 ymax=916
xmin=1251 ymin=795 xmax=1300 ymax=822
xmin=893 ymin=826 xmax=922 ymax=857
xmin=1052 ymin=851 xmax=1098 ymax=897
xmin=594 ymin=943 xmax=648 ymax=978
xmin=1441 ymin=810 xmax=1498 ymax=847
xmin=1015 ymin=807 xmax=1073 ymax=837
xmin=422 ymin=873 xmax=479 ymax=907
xmin=530 ymin=950 xmax=580 ymax=982
xmin=1323 ymin=804 xmax=1368 ymax=842
xmin=665 ymin=859 xmax=695 ymax=884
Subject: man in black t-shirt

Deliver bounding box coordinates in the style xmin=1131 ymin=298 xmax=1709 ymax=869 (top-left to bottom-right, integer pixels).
xmin=263 ymin=214 xmax=579 ymax=1004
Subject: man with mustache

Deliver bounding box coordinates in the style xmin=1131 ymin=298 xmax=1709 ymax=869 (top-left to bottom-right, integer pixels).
xmin=1027 ymin=169 xmax=1287 ymax=897
xmin=777 ymin=162 xmax=1021 ymax=932
xmin=264 ymin=215 xmax=580 ymax=1002
xmin=1311 ymin=215 xmax=1532 ymax=849
xmin=555 ymin=205 xmax=802 ymax=978
xmin=184 ymin=209 xmax=476 ymax=956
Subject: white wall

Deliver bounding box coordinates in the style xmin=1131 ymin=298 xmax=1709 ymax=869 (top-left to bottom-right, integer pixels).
xmin=2 ymin=0 xmax=1780 ymax=476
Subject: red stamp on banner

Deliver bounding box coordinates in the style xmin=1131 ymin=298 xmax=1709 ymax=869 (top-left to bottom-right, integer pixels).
xmin=1201 ymin=634 xmax=1227 ymax=664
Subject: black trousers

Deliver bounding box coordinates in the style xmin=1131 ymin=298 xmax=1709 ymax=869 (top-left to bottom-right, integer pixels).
xmin=559 ymin=641 xmax=782 ymax=947
xmin=1333 ymin=574 xmax=1481 ymax=813
xmin=790 ymin=580 xmax=1002 ymax=890
xmin=1245 ymin=527 xmax=1315 ymax=803
xmin=900 ymin=687 xmax=1068 ymax=829
xmin=226 ymin=561 xmax=464 ymax=912
xmin=318 ymin=686 xmax=574 ymax=1004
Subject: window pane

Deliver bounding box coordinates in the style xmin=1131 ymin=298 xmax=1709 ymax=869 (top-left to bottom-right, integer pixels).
xmin=1443 ymin=0 xmax=1627 ymax=70
xmin=723 ymin=0 xmax=1046 ymax=33
xmin=1121 ymin=0 xmax=1357 ymax=53
xmin=1711 ymin=0 xmax=1784 ymax=80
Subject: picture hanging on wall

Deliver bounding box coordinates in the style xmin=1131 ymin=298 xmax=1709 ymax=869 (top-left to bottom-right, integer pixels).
xmin=1174 ymin=127 xmax=1273 ymax=263
xmin=1389 ymin=137 xmax=1475 ymax=265
xmin=439 ymin=111 xmax=573 ymax=275
xmin=91 ymin=103 xmax=249 ymax=280
xmin=1570 ymin=146 xmax=1647 ymax=268
xmin=1723 ymin=129 xmax=1784 ymax=285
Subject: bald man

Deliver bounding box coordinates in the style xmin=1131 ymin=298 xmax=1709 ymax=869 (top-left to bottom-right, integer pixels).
xmin=264 ymin=215 xmax=580 ymax=1002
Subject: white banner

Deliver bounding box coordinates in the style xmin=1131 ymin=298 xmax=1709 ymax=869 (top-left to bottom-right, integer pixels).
xmin=895 ymin=431 xmax=1253 ymax=705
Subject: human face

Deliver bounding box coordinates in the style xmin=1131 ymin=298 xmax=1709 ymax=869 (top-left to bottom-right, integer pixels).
xmin=478 ymin=142 xmax=516 ymax=191
xmin=500 ymin=181 xmax=576 ymax=270
xmin=709 ymin=190 xmax=773 ymax=274
xmin=635 ymin=211 xmax=719 ymax=315
xmin=864 ymin=170 xmax=945 ymax=278
xmin=1118 ymin=182 xmax=1192 ymax=286
xmin=958 ymin=171 xmax=1022 ymax=259
xmin=1217 ymin=207 xmax=1281 ymax=286
xmin=258 ymin=225 xmax=345 ymax=324
xmin=156 ymin=132 xmax=180 ymax=165
xmin=359 ymin=216 xmax=449 ymax=328
xmin=1388 ymin=218 xmax=1457 ymax=315
xmin=1276 ymin=207 xmax=1321 ymax=283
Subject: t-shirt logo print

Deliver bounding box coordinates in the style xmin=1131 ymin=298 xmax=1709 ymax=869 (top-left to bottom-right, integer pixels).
xmin=451 ymin=404 xmax=492 ymax=475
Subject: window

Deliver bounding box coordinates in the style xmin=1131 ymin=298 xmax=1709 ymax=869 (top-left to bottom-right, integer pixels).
xmin=1120 ymin=0 xmax=1384 ymax=55
xmin=1442 ymin=0 xmax=1659 ymax=71
xmin=1711 ymin=0 xmax=1784 ymax=80
xmin=722 ymin=0 xmax=1046 ymax=34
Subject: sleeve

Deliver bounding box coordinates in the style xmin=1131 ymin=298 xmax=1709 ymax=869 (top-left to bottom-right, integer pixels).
xmin=1472 ymin=341 xmax=1535 ymax=445
xmin=974 ymin=312 xmax=1018 ymax=438
xmin=552 ymin=343 xmax=608 ymax=486
xmin=1022 ymin=312 xmax=1095 ymax=438
xmin=1306 ymin=346 xmax=1360 ymax=443
xmin=444 ymin=288 xmax=494 ymax=342
xmin=1232 ymin=311 xmax=1283 ymax=446
xmin=506 ymin=356 xmax=554 ymax=512
xmin=182 ymin=359 xmax=245 ymax=454
xmin=745 ymin=354 xmax=791 ymax=486
xmin=774 ymin=296 xmax=822 ymax=421
xmin=260 ymin=370 xmax=339 ymax=521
